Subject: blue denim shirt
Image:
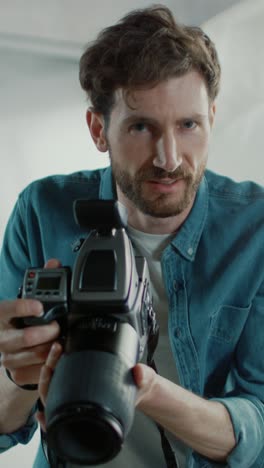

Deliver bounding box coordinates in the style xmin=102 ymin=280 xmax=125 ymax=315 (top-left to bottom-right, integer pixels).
xmin=0 ymin=167 xmax=264 ymax=467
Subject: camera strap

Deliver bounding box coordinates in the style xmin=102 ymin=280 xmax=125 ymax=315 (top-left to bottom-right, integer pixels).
xmin=146 ymin=328 xmax=179 ymax=468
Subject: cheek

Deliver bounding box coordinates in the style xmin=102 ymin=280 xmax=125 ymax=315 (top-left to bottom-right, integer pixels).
xmin=182 ymin=134 xmax=209 ymax=170
xmin=127 ymin=133 xmax=153 ymax=152
xmin=111 ymin=133 xmax=153 ymax=167
xmin=186 ymin=133 xmax=210 ymax=156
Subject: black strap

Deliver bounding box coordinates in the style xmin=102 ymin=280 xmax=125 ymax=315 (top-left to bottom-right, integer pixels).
xmin=147 ymin=327 xmax=179 ymax=468
xmin=158 ymin=425 xmax=180 ymax=468
xmin=5 ymin=367 xmax=38 ymax=391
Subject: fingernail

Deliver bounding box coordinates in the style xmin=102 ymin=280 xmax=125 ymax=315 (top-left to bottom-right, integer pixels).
xmin=30 ymin=300 xmax=44 ymax=316
xmin=25 ymin=301 xmax=44 ymax=317
xmin=50 ymin=343 xmax=59 ymax=355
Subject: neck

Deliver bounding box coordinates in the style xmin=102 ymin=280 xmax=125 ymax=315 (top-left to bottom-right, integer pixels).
xmin=129 ymin=206 xmax=193 ymax=234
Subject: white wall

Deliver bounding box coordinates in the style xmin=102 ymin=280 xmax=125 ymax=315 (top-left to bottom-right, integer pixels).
xmin=204 ymin=0 xmax=264 ymax=184
xmin=0 ymin=49 xmax=109 ymax=245
xmin=0 ymin=0 xmax=263 ymax=466
xmin=0 ymin=431 xmax=40 ymax=468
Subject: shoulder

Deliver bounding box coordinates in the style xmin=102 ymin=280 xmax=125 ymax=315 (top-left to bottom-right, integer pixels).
xmin=21 ymin=168 xmax=107 ymax=199
xmin=204 ymin=169 xmax=264 ymax=233
xmin=17 ymin=168 xmax=109 ymax=211
xmin=12 ymin=169 xmax=111 ymax=229
xmin=205 ymin=169 xmax=264 ymax=202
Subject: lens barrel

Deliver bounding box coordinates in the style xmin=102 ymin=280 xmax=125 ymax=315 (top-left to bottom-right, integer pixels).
xmin=47 ymin=402 xmax=123 ymax=465
xmin=45 ymin=348 xmax=138 ymax=465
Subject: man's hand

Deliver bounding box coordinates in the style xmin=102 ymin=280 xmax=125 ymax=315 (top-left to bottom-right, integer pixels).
xmin=133 ymin=363 xmax=236 ymax=463
xmin=0 ymin=259 xmax=61 ymax=388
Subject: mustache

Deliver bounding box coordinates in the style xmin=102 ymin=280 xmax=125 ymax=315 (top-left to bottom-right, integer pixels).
xmin=137 ymin=166 xmax=192 ymax=181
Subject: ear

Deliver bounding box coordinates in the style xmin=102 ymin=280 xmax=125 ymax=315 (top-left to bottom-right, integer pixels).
xmin=86 ymin=109 xmax=108 ymax=152
xmin=209 ymin=102 xmax=216 ymax=128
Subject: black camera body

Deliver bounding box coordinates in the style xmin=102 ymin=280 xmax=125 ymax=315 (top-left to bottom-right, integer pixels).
xmin=20 ymin=200 xmax=157 ymax=466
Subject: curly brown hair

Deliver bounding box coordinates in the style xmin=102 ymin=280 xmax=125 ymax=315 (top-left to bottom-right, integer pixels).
xmin=79 ymin=5 xmax=221 ymax=118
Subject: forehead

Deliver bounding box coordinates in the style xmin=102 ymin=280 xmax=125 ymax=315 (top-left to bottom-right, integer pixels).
xmin=111 ymin=71 xmax=210 ymax=120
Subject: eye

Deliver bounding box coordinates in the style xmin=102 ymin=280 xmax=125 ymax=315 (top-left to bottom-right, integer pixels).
xmin=182 ymin=120 xmax=197 ymax=130
xmin=130 ymin=122 xmax=149 ymax=133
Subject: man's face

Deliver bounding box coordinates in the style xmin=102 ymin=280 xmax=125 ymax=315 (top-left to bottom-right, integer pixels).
xmin=90 ymin=71 xmax=215 ymax=220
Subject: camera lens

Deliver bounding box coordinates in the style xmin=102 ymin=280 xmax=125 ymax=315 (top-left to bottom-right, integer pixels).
xmin=48 ymin=405 xmax=123 ymax=465
xmin=45 ymin=344 xmax=138 ymax=465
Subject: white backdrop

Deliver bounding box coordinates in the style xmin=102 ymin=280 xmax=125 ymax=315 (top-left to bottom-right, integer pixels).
xmin=0 ymin=0 xmax=263 ymax=466
xmin=203 ymin=0 xmax=264 ymax=183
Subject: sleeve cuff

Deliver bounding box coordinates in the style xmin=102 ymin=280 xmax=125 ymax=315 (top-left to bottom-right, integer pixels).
xmin=0 ymin=404 xmax=38 ymax=452
xmin=212 ymin=395 xmax=264 ymax=467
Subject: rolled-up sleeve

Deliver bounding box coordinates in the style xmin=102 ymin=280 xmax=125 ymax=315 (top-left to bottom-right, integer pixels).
xmin=0 ymin=406 xmax=38 ymax=452
xmin=213 ymin=281 xmax=264 ymax=467
xmin=213 ymin=395 xmax=264 ymax=466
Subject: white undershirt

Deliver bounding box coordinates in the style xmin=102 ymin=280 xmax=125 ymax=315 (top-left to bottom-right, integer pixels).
xmin=126 ymin=225 xmax=188 ymax=468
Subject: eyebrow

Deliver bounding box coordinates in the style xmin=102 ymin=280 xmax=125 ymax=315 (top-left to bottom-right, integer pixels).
xmin=122 ymin=115 xmax=157 ymax=126
xmin=122 ymin=112 xmax=208 ymax=126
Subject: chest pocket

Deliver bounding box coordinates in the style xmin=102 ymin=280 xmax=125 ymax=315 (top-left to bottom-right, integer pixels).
xmin=203 ymin=304 xmax=252 ymax=397
xmin=209 ymin=304 xmax=251 ymax=343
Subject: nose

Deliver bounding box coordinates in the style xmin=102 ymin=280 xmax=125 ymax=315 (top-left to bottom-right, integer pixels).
xmin=153 ymin=132 xmax=182 ymax=173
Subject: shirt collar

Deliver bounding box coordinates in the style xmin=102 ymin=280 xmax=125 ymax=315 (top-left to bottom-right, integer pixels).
xmin=99 ymin=166 xmax=209 ymax=262
xmin=99 ymin=166 xmax=116 ymax=199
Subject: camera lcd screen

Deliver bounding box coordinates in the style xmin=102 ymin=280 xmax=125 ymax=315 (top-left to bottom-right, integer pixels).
xmin=36 ymin=276 xmax=61 ymax=290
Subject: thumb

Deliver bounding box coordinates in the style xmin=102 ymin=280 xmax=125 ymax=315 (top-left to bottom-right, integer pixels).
xmin=133 ymin=363 xmax=156 ymax=388
xmin=133 ymin=363 xmax=157 ymax=408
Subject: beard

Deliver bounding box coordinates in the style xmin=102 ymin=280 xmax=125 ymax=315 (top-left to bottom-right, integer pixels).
xmin=109 ymin=150 xmax=206 ymax=218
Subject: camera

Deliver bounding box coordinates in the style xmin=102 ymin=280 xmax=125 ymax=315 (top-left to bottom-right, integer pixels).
xmin=20 ymin=200 xmax=157 ymax=466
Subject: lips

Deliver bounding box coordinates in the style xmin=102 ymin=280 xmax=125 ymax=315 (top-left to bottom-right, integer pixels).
xmin=145 ymin=177 xmax=184 ymax=193
xmin=148 ymin=177 xmax=184 ymax=185
xmin=151 ymin=178 xmax=180 ymax=185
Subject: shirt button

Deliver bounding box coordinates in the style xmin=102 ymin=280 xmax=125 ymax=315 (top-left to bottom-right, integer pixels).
xmin=187 ymin=247 xmax=193 ymax=256
xmin=175 ymin=327 xmax=181 ymax=338
xmin=173 ymin=280 xmax=184 ymax=292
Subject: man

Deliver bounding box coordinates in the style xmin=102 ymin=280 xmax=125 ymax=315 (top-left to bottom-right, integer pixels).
xmin=0 ymin=5 xmax=264 ymax=467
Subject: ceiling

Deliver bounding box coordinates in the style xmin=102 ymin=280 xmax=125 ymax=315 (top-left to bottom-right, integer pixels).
xmin=0 ymin=0 xmax=242 ymax=58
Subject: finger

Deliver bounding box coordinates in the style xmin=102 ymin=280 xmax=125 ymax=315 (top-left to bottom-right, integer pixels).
xmin=2 ymin=341 xmax=55 ymax=369
xmin=8 ymin=363 xmax=44 ymax=386
xmin=45 ymin=341 xmax=62 ymax=370
xmin=44 ymin=258 xmax=61 ymax=269
xmin=23 ymin=321 xmax=60 ymax=348
xmin=39 ymin=342 xmax=62 ymax=405
xmin=0 ymin=320 xmax=60 ymax=353
xmin=35 ymin=410 xmax=47 ymax=433
xmin=0 ymin=299 xmax=43 ymax=327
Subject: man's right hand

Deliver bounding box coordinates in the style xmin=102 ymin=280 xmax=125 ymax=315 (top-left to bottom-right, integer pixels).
xmin=0 ymin=259 xmax=61 ymax=388
xmin=0 ymin=299 xmax=60 ymax=387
